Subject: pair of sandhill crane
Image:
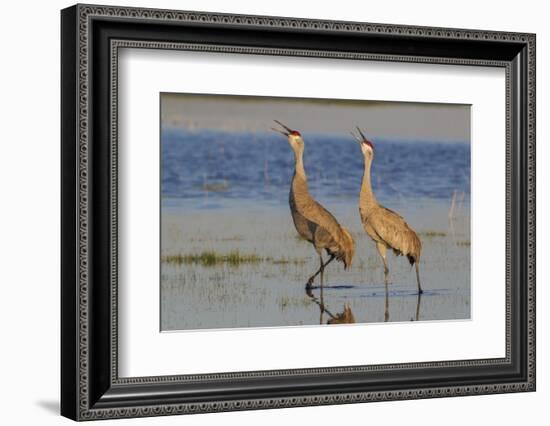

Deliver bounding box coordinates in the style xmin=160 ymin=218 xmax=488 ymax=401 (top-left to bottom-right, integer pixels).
xmin=272 ymin=120 xmax=423 ymax=299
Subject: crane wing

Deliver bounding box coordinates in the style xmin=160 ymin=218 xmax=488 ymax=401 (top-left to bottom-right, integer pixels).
xmin=289 ymin=170 xmax=355 ymax=267
xmin=368 ymin=206 xmax=421 ymax=260
xmin=295 ymin=195 xmax=344 ymax=241
xmin=293 ymin=192 xmax=355 ymax=267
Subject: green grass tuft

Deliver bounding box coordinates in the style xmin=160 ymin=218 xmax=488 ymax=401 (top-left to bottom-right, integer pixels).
xmin=225 ymin=251 xmax=262 ymax=266
xmin=163 ymin=251 xmax=308 ymax=267
xmin=165 ymin=250 xmax=261 ymax=266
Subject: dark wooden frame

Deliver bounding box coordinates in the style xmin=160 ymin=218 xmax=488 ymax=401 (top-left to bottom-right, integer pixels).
xmin=61 ymin=3 xmax=536 ymax=421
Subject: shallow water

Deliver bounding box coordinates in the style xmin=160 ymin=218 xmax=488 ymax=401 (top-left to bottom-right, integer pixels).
xmin=162 ymin=128 xmax=470 ymax=205
xmin=161 ymin=198 xmax=470 ymax=331
xmin=160 ymin=128 xmax=470 ymax=331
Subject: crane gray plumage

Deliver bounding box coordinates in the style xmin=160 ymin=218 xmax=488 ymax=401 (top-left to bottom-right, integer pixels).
xmin=351 ymin=127 xmax=423 ymax=294
xmin=272 ymin=121 xmax=355 ymax=294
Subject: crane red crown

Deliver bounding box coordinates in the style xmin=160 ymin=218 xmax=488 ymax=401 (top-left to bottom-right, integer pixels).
xmin=364 ymin=140 xmax=374 ymax=150
xmin=290 ymin=130 xmax=301 ymax=137
xmin=355 ymin=127 xmax=374 ymax=150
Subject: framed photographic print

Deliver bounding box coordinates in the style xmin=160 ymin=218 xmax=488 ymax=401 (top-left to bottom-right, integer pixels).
xmin=61 ymin=4 xmax=536 ymax=421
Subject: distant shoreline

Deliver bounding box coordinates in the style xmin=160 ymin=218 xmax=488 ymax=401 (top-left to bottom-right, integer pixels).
xmin=161 ymin=93 xmax=471 ymax=143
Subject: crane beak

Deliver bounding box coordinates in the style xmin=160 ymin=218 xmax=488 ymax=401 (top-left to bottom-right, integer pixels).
xmin=271 ymin=127 xmax=289 ymax=136
xmin=271 ymin=120 xmax=292 ymax=136
xmin=353 ymin=127 xmax=374 ymax=149
xmin=356 ymin=127 xmax=368 ymax=142
xmin=274 ymin=120 xmax=292 ymax=133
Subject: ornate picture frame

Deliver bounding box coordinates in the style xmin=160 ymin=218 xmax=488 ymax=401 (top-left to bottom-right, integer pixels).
xmin=61 ymin=4 xmax=535 ymax=421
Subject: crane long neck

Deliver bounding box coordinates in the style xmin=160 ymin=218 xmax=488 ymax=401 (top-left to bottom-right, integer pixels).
xmin=360 ymin=154 xmax=378 ymax=210
xmin=292 ymin=148 xmax=308 ymax=194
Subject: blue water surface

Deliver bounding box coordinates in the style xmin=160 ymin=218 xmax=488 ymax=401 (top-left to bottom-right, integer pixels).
xmin=161 ymin=128 xmax=470 ymax=207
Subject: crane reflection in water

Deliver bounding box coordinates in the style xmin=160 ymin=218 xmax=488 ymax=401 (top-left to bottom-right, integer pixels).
xmin=306 ymin=284 xmax=422 ymax=325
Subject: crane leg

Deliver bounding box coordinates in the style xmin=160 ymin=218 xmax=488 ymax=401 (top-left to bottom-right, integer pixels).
xmin=376 ymin=242 xmax=389 ymax=285
xmin=319 ymin=265 xmax=325 ymax=324
xmin=384 ymin=280 xmax=390 ymax=322
xmin=306 ymin=254 xmax=335 ymax=291
xmin=319 ymin=255 xmax=326 ymax=313
xmin=415 ymin=261 xmax=423 ymax=294
xmin=306 ymin=255 xmax=323 ymax=292
xmin=415 ymin=292 xmax=422 ymax=321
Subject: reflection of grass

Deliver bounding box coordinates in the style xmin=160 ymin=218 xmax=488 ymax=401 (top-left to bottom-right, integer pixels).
xmin=279 ymin=296 xmax=290 ymax=309
xmin=278 ymin=295 xmax=313 ymax=310
xmin=163 ymin=251 xmax=307 ymax=267
xmin=190 ymin=235 xmax=244 ymax=242
xmin=457 ymin=240 xmax=471 ymax=247
xmin=419 ymin=231 xmax=447 ymax=237
xmin=271 ymin=257 xmax=306 ymax=265
xmin=221 ymin=236 xmax=244 ymax=241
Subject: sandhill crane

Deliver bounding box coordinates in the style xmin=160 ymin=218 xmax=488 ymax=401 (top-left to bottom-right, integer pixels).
xmin=272 ymin=121 xmax=355 ymax=302
xmin=351 ymin=127 xmax=423 ymax=294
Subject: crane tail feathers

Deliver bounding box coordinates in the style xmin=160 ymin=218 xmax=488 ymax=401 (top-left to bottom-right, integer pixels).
xmin=406 ymin=231 xmax=422 ymax=266
xmin=340 ymin=227 xmax=355 ymax=269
